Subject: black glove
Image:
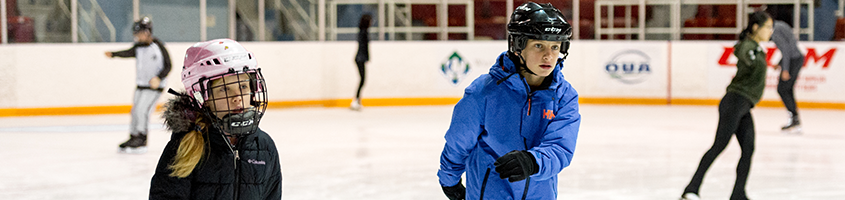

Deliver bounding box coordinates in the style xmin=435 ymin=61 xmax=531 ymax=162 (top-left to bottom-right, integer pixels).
xmin=441 ymin=179 xmax=466 ymax=200
xmin=494 ymin=150 xmax=539 ymax=182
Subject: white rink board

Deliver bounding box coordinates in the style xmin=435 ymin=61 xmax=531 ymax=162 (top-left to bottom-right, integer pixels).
xmin=0 ymin=40 xmax=842 ymax=109
xmin=568 ymin=41 xmax=669 ymax=98
xmin=0 ymin=41 xmax=505 ymax=109
xmin=241 ymin=41 xmax=506 ymax=102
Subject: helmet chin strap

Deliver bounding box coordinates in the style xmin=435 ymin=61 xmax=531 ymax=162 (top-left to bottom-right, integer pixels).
xmin=512 ymin=52 xmax=538 ymax=76
xmin=556 ymin=57 xmax=564 ymax=69
xmin=217 ymin=109 xmax=258 ymax=135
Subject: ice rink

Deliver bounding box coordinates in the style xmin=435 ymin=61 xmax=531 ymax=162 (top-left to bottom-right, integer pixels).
xmin=1 ymin=104 xmax=844 ymax=200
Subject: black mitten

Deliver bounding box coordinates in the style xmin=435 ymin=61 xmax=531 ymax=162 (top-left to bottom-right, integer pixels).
xmin=494 ymin=150 xmax=539 ymax=182
xmin=441 ymin=179 xmax=466 ymax=200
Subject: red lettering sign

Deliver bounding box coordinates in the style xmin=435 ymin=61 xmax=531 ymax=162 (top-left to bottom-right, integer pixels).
xmin=718 ymin=46 xmax=837 ymax=69
xmin=804 ymin=48 xmax=836 ymax=69
xmin=718 ymin=47 xmax=734 ymax=66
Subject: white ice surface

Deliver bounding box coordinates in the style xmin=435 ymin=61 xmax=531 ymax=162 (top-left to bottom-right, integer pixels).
xmin=1 ymin=105 xmax=843 ymax=199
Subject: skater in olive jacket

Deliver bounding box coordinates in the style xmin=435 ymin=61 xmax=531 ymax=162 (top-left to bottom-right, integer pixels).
xmin=681 ymin=11 xmax=774 ymax=200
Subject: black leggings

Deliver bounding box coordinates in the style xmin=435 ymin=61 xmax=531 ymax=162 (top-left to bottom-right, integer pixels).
xmin=356 ymin=61 xmax=366 ymax=99
xmin=777 ymin=57 xmax=803 ymax=117
xmin=684 ymin=92 xmax=755 ymax=200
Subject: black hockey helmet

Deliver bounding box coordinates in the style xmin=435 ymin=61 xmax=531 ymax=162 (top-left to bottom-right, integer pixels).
xmin=133 ymin=17 xmax=152 ymax=34
xmin=507 ymin=2 xmax=572 ymax=61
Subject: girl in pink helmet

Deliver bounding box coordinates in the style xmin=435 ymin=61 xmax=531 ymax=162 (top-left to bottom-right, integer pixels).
xmin=149 ymin=39 xmax=281 ymax=199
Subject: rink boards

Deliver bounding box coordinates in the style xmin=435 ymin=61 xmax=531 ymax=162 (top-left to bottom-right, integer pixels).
xmin=0 ymin=40 xmax=843 ymax=116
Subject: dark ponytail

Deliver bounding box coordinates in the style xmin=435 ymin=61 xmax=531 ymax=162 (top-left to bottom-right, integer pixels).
xmin=359 ymin=14 xmax=372 ymax=30
xmin=738 ymin=11 xmax=771 ymax=41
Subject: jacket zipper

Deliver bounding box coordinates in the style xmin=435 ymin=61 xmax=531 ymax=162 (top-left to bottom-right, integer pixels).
xmin=522 ymin=78 xmax=533 ymax=116
xmin=527 ymin=98 xmax=532 ymax=116
xmin=479 ymin=168 xmax=491 ymax=200
xmin=518 ymin=110 xmax=532 ymax=200
xmin=510 ymin=137 xmax=532 ymax=200
xmin=521 ymin=177 xmax=531 ymax=200
xmin=522 ymin=138 xmax=531 ymax=200
xmin=222 ymin=135 xmax=240 ymax=200
xmin=515 ymin=76 xmax=539 ymax=200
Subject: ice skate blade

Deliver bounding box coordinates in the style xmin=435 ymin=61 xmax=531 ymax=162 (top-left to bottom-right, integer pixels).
xmin=680 ymin=193 xmax=700 ymax=200
xmin=349 ymin=104 xmax=362 ymax=111
xmin=781 ymin=126 xmax=803 ymax=135
xmin=349 ymin=99 xmax=362 ymax=111
xmin=118 ymin=147 xmax=148 ymax=154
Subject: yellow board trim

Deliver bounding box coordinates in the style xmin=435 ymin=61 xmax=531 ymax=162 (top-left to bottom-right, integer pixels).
xmin=264 ymin=97 xmax=462 ymax=109
xmin=0 ymin=105 xmax=133 ymax=117
xmin=1 ymin=97 xmax=843 ymax=117
xmin=579 ymin=97 xmax=669 ymax=105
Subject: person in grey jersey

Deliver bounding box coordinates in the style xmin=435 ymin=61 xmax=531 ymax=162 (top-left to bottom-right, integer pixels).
xmin=105 ymin=17 xmax=172 ymax=153
xmin=771 ymin=20 xmax=804 ymax=134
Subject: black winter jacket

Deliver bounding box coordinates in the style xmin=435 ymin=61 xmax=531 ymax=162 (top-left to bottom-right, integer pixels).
xmin=150 ymin=95 xmax=282 ymax=200
xmin=355 ymin=28 xmax=369 ymax=63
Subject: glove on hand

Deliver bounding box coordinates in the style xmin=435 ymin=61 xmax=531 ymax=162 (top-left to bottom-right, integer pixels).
xmin=494 ymin=150 xmax=539 ymax=182
xmin=441 ymin=179 xmax=466 ymax=200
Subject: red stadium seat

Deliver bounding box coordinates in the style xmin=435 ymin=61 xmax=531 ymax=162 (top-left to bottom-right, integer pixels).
xmin=834 ymin=17 xmax=844 ymax=41
xmin=8 ymin=16 xmax=35 ymax=43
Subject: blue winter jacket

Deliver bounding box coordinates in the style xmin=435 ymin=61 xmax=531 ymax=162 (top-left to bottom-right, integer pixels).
xmin=438 ymin=51 xmax=580 ymax=200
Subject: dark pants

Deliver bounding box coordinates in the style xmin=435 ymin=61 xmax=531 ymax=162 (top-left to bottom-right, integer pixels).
xmin=684 ymin=92 xmax=755 ymax=200
xmin=355 ymin=60 xmax=366 ymax=99
xmin=778 ymin=57 xmax=803 ymax=118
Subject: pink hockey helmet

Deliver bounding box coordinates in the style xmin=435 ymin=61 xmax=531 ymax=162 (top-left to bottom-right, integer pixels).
xmin=180 ymin=38 xmax=267 ymax=135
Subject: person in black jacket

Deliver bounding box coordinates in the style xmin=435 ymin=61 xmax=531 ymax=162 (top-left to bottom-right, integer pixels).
xmin=150 ymin=38 xmax=281 ymax=200
xmin=106 ymin=17 xmax=172 ymax=153
xmin=351 ymin=14 xmax=371 ymax=111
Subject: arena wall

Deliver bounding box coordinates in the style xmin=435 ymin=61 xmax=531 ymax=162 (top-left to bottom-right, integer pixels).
xmin=0 ymin=40 xmax=842 ymax=116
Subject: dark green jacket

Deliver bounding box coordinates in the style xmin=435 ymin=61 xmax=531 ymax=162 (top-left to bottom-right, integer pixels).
xmin=726 ymin=39 xmax=768 ymax=105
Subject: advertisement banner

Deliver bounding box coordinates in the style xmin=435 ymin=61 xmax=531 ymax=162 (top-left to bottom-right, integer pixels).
xmin=576 ymin=41 xmax=669 ymax=98
xmin=711 ymin=42 xmax=843 ymax=102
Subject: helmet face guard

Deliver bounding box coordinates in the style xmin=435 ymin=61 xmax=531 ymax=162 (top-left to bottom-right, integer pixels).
xmin=181 ymin=39 xmax=265 ymax=136
xmin=194 ymin=67 xmax=267 ymax=136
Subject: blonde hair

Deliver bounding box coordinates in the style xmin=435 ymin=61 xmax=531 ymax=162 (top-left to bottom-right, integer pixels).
xmin=167 ymin=119 xmax=207 ymax=178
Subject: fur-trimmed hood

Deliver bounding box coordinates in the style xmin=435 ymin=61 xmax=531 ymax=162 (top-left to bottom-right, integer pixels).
xmin=161 ymin=90 xmax=204 ymax=133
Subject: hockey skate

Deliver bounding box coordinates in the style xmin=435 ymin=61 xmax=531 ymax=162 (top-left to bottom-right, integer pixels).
xmin=679 ymin=193 xmax=700 ymax=200
xmin=350 ymin=98 xmax=362 ymax=111
xmin=781 ymin=114 xmax=802 ymax=134
xmin=118 ymin=134 xmax=148 ymax=154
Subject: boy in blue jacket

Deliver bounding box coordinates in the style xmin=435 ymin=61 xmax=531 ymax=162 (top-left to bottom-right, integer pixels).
xmin=437 ymin=2 xmax=580 ymax=200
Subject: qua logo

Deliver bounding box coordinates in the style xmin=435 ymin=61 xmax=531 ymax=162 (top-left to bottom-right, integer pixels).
xmin=440 ymin=51 xmax=471 ymax=86
xmin=604 ymin=50 xmax=651 ymax=84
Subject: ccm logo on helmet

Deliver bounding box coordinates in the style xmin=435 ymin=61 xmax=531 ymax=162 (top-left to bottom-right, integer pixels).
xmin=545 ymin=27 xmax=561 ymax=34
xmin=231 ymin=119 xmax=254 ymax=127
xmin=223 ymin=54 xmax=250 ymax=62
